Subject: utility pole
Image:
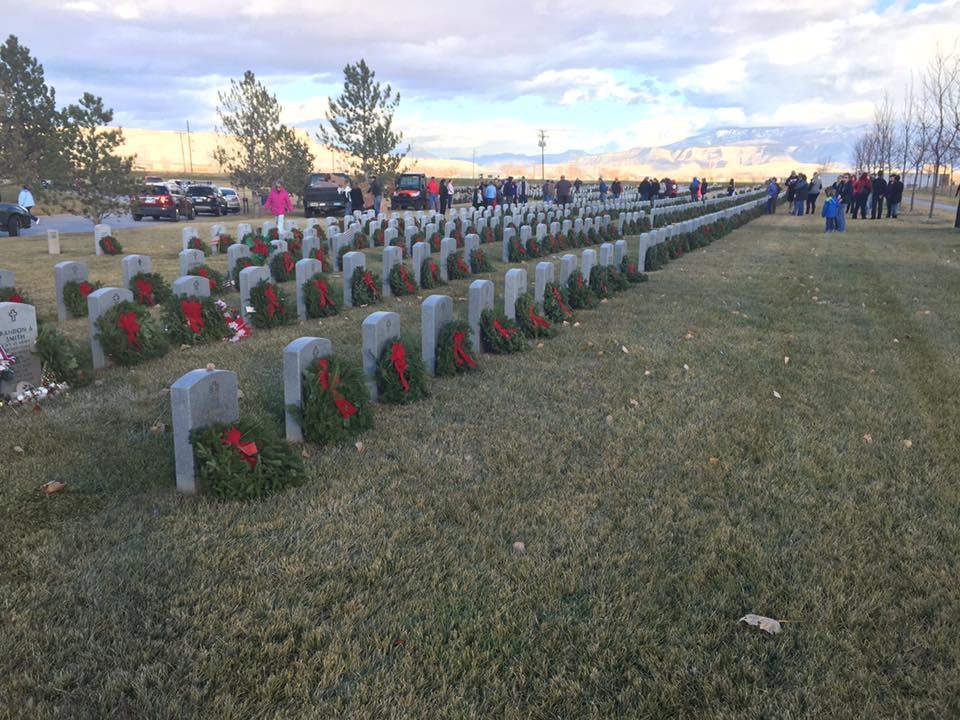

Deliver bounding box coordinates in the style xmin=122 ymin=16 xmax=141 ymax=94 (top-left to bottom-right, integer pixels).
xmin=186 ymin=121 xmax=194 ymax=173
xmin=537 ymin=130 xmax=548 ymax=182
xmin=178 ymin=132 xmax=186 ymax=173
xmin=472 ymin=148 xmax=476 ymax=181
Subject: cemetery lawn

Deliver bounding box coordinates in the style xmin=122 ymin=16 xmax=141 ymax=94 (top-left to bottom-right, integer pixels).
xmin=3 ymin=212 xmax=960 ymax=719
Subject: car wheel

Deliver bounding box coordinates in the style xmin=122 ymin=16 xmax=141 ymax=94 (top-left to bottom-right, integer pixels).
xmin=133 ymin=214 xmax=142 ymax=222
xmin=188 ymin=208 xmax=195 ymax=220
xmin=172 ymin=208 xmax=181 ymax=222
xmin=7 ymin=217 xmax=21 ymax=236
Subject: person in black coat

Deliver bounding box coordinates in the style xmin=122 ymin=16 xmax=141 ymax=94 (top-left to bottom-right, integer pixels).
xmin=350 ymin=182 xmax=364 ymax=215
xmin=886 ymin=175 xmax=904 ymax=218
xmin=871 ymin=171 xmax=887 ymax=219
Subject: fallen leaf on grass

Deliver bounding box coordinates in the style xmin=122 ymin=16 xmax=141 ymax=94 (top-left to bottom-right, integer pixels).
xmin=597 ymin=351 xmax=604 ymax=357
xmin=893 ymin=338 xmax=900 ymax=343
xmin=536 ymin=342 xmax=544 ymax=349
xmin=14 ymin=445 xmax=24 ymax=454
xmin=922 ymin=310 xmax=931 ymax=316
xmin=605 ymin=415 xmax=614 ymax=426
xmin=42 ymin=480 xmax=66 ymax=496
xmin=863 ymin=434 xmax=873 ymax=445
xmin=784 ymin=356 xmax=790 ymax=365
xmin=738 ymin=614 xmax=782 ymax=635
xmin=644 ymin=370 xmax=652 ymax=377
xmin=354 ymin=441 xmax=364 ymax=453
xmin=629 ymin=399 xmax=640 ymax=408
xmin=683 ymin=364 xmax=690 ymax=371
xmin=573 ymin=322 xmax=580 ymax=328
xmin=300 ymin=447 xmax=313 ymax=459
xmin=205 ymin=363 xmax=216 ymax=371
xmin=621 ymin=345 xmax=629 ymax=354
xmin=512 ymin=541 xmax=526 ymax=555
xmin=901 ymin=439 xmax=913 ymax=449
xmin=149 ymin=422 xmax=166 ymax=435
xmin=709 ymin=457 xmax=721 ymax=466
xmin=600 ymin=298 xmax=609 ymax=304
xmin=773 ymin=391 xmax=782 ymax=399
xmin=812 ymin=296 xmax=818 ymax=302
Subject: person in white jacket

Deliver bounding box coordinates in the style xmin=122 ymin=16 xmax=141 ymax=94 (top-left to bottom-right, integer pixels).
xmin=18 ymin=185 xmax=38 ymax=224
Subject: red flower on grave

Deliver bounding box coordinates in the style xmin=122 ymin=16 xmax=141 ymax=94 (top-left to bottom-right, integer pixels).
xmin=9 ymin=293 xmax=23 ymax=303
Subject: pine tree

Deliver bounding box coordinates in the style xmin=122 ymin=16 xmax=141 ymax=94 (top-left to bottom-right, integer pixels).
xmin=214 ymin=71 xmax=315 ymax=197
xmin=60 ymin=93 xmax=137 ymax=223
xmin=318 ymin=59 xmax=408 ymax=179
xmin=0 ymin=35 xmax=66 ymax=188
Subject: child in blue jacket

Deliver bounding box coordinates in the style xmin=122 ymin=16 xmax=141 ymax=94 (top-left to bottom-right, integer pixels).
xmin=821 ymin=188 xmax=840 ymax=232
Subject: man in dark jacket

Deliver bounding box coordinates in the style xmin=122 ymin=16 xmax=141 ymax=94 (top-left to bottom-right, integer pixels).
xmin=871 ymin=171 xmax=887 ymax=219
xmin=369 ymin=176 xmax=382 ymax=218
xmin=886 ymin=174 xmax=904 ymax=218
xmin=556 ymin=176 xmax=572 ymax=206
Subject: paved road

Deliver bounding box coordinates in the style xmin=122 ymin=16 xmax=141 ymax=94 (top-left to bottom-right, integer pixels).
xmin=16 ymin=212 xmax=258 ymax=237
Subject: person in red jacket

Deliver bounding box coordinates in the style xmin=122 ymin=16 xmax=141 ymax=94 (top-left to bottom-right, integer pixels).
xmin=851 ymin=172 xmax=871 ymax=220
xmin=426 ymin=176 xmax=440 ymax=212
xmin=263 ymin=180 xmax=293 ymax=233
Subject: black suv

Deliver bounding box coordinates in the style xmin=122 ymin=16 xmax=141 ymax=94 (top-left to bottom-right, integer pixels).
xmin=186 ymin=184 xmax=229 ymax=216
xmin=302 ymin=173 xmax=347 ymax=218
xmin=132 ymin=183 xmax=195 ymax=221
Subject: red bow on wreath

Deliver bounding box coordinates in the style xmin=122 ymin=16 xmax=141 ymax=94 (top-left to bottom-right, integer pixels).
xmin=264 ymin=285 xmax=281 ymax=317
xmin=283 ymin=253 xmax=294 ymax=274
xmin=551 ymin=287 xmax=572 ymax=317
xmin=390 ymin=341 xmax=410 ymax=392
xmin=317 ymin=358 xmax=358 ymax=419
xmin=493 ymin=319 xmax=515 ymax=340
xmin=528 ymin=307 xmax=551 ymax=329
xmin=196 ymin=266 xmax=217 ymax=291
xmin=362 ymin=271 xmax=379 ymax=297
xmin=79 ymin=281 xmax=94 ymax=297
xmin=457 ymin=258 xmax=471 ymax=275
xmin=134 ymin=278 xmax=154 ymax=306
xmin=452 ymin=331 xmax=477 ymax=369
xmin=180 ymin=299 xmax=205 ymax=334
xmin=399 ymin=266 xmax=416 ymax=293
xmin=221 ymin=426 xmax=258 ymax=468
xmin=8 ymin=293 xmax=23 ymax=303
xmin=116 ymin=310 xmax=141 ymax=350
xmin=252 ymin=240 xmax=270 ymax=257
xmin=313 ymin=278 xmax=336 ymax=308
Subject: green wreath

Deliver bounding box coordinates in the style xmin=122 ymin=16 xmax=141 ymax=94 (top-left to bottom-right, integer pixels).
xmin=446 ymin=250 xmax=472 ymax=280
xmin=287 ymin=236 xmax=303 ymax=258
xmin=620 ymin=255 xmax=648 ymax=283
xmin=388 ymin=263 xmax=418 ymax=296
xmin=0 ymin=286 xmax=31 ymax=305
xmin=607 ymin=265 xmax=630 ymax=292
xmin=542 ymin=281 xmax=574 ymax=322
xmin=376 ymin=337 xmax=429 ymax=404
xmin=269 ymin=251 xmax=297 ymax=282
xmin=354 ymin=232 xmax=370 ymax=250
xmin=216 ymin=233 xmax=235 ymax=251
xmin=162 ymin=294 xmax=229 ymax=345
xmin=567 ymin=271 xmax=596 ymax=309
xmin=429 ymin=233 xmax=442 ymax=252
xmin=34 ymin=325 xmax=93 ymax=386
xmin=190 ymin=419 xmax=305 ymax=500
xmin=233 ymin=256 xmax=255 ymax=284
xmin=186 ymin=236 xmax=211 ymax=255
xmin=589 ymin=265 xmax=613 ymax=299
xmin=248 ymin=237 xmax=272 ymax=263
xmin=507 ymin=236 xmax=527 ymax=262
xmin=295 ymin=354 xmax=373 ymax=446
xmin=302 ymin=273 xmax=340 ymax=318
xmin=188 ymin=265 xmax=226 ymax=294
xmin=419 ymin=257 xmax=444 ymax=289
xmin=469 ymin=247 xmax=493 ymax=273
xmin=435 ymin=321 xmax=480 ymax=376
xmin=336 ymin=244 xmax=352 ymax=271
xmin=388 ymin=233 xmax=407 ymax=257
xmin=129 ymin=271 xmax=172 ymax=307
xmin=99 ymin=235 xmax=123 ymax=255
xmin=525 ymin=235 xmax=542 ymax=257
xmin=373 ymin=228 xmax=385 ymax=246
xmin=62 ymin=279 xmax=103 ymax=318
xmin=248 ymin=279 xmax=295 ymax=329
xmin=94 ymin=300 xmax=169 ymax=366
xmin=309 ymin=245 xmax=332 ymax=272
xmin=350 ymin=267 xmax=382 ymax=306
xmin=514 ymin=293 xmax=555 ymax=338
xmin=480 ymin=308 xmax=526 ymax=354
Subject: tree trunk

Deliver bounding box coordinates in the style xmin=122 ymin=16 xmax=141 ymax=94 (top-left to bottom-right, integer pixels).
xmin=955 ymin=189 xmax=960 ymax=229
xmin=929 ymin=161 xmax=941 ymax=219
xmin=910 ymin=164 xmax=920 ymax=211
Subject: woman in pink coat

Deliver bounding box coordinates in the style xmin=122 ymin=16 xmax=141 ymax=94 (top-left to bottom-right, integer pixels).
xmin=263 ymin=180 xmax=293 ymax=233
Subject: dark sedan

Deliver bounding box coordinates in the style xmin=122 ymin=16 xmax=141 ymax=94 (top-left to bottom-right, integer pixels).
xmin=0 ymin=203 xmax=32 ymax=236
xmin=186 ymin=184 xmax=229 ymax=216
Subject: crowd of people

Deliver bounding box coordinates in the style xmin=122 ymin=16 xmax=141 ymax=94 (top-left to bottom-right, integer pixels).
xmin=765 ymin=170 xmax=906 ymax=232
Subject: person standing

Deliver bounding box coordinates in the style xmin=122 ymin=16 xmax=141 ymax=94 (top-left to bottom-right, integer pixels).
xmin=870 ymin=171 xmax=887 ymax=219
xmin=835 ymin=174 xmax=851 ymax=232
xmin=886 ymin=174 xmax=904 ymax=218
xmin=766 ymin=177 xmax=779 ymax=214
xmin=350 ymin=181 xmax=364 ymax=217
xmin=852 ymin=173 xmax=870 ymax=219
xmin=369 ymin=175 xmax=382 ymax=218
xmin=18 ymin=184 xmax=37 ymax=224
xmin=502 ymin=176 xmax=516 ymax=207
xmin=543 ymin=179 xmax=554 ymax=204
xmin=573 ymin=178 xmax=582 ymax=195
xmin=556 ymin=175 xmax=572 ymax=207
xmin=821 ymin=188 xmax=840 ymax=232
xmin=611 ymin=178 xmax=622 ymax=200
xmin=263 ymin=180 xmax=292 ymax=234
xmin=701 ymin=178 xmax=709 ymax=199
xmin=793 ymin=174 xmax=808 ymax=216
xmin=518 ymin=176 xmax=528 ymax=204
xmin=445 ymin=179 xmax=455 ymax=212
xmin=727 ymin=178 xmax=735 ymax=196
xmin=806 ymin=172 xmax=823 ymax=214
xmin=473 ymin=182 xmax=484 ymax=209
xmin=483 ymin=180 xmax=497 ymax=209
xmin=342 ymin=178 xmax=353 ymax=217
xmin=599 ymin=177 xmax=608 ymax=202
xmin=439 ymin=178 xmax=449 ymax=214
xmin=426 ymin=176 xmax=440 ymax=212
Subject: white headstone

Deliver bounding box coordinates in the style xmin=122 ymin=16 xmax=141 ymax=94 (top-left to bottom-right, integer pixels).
xmin=361 ymin=311 xmax=400 ymax=401
xmin=534 ymin=262 xmax=554 ymax=305
xmin=421 ymin=294 xmax=453 ymax=376
xmin=54 ymin=261 xmax=89 ymax=321
xmin=181 ymin=226 xmax=198 ymax=250
xmin=172 ymin=275 xmax=211 ymax=299
xmin=47 ymin=229 xmax=60 ymax=255
xmin=122 ymin=254 xmax=152 ymax=287
xmin=504 ymin=268 xmax=527 ymax=321
xmin=295 ymin=258 xmax=324 ymax=321
xmin=283 ymin=337 xmax=333 ymax=442
xmin=412 ymin=242 xmax=430 ymax=288
xmin=238 ymin=266 xmax=272 ymax=323
xmin=342 ymin=251 xmax=366 ymax=307
xmin=382 ymin=246 xmax=402 ymax=298
xmin=0 ymin=302 xmax=41 ymax=396
xmin=468 ymin=279 xmax=494 ymax=353
xmin=439 ymin=237 xmax=457 ymax=282
xmin=93 ymin=224 xmax=111 ymax=256
xmin=179 ymin=249 xmax=205 ymax=276
xmin=87 ymin=287 xmax=133 ymax=369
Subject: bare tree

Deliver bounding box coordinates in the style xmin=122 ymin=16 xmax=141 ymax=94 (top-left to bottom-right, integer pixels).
xmin=909 ymin=93 xmax=931 ymax=211
xmin=896 ymin=76 xmax=915 ymax=176
xmin=873 ymin=92 xmax=896 ymax=174
xmin=921 ymin=47 xmax=960 ymax=217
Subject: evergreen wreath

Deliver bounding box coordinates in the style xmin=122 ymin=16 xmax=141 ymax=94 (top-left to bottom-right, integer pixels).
xmin=469 ymin=247 xmax=492 ymax=273
xmin=429 ymin=233 xmax=442 ymax=252
xmin=190 ymin=419 xmax=305 ymax=500
xmin=336 ymin=244 xmax=352 ymax=271
xmin=295 ymin=354 xmax=373 ymax=446
xmin=388 ymin=233 xmax=407 ymax=257
xmin=620 ymin=255 xmax=648 ymax=283
xmin=62 ymin=279 xmax=103 ymax=318
xmin=269 ymin=251 xmax=297 ymax=282
xmin=354 ymin=232 xmax=369 ymax=250
xmin=566 ymin=271 xmax=596 ymax=309
xmin=216 ymin=233 xmax=235 ymax=251
xmin=608 ymin=265 xmax=630 ymax=292
xmin=186 ymin=236 xmax=211 ymax=254
xmin=514 ymin=293 xmax=555 ymax=338
xmin=482 ymin=227 xmax=494 ymax=244
xmin=232 ymin=256 xmax=255 ymax=284
xmin=480 ymin=308 xmax=526 ymax=353
xmin=248 ymin=279 xmax=295 ymax=329
xmin=542 ymin=281 xmax=574 ymax=322
xmin=0 ymin=286 xmax=31 ymax=305
xmin=435 ymin=321 xmax=479 ymax=376
xmin=188 ymin=265 xmax=226 ymax=294
xmin=99 ymin=235 xmax=123 ymax=255
xmin=419 ymin=257 xmax=444 ymax=289
xmin=94 ymin=300 xmax=169 ymax=366
xmin=35 ymin=325 xmax=93 ymax=386
xmin=268 ymin=228 xmax=280 ymax=241
xmin=373 ymin=227 xmax=385 ymax=246
xmin=507 ymin=236 xmax=527 ymax=262
xmin=376 ymin=337 xmax=429 ymax=404
xmin=309 ymin=244 xmax=332 ymax=272
xmin=129 ymin=271 xmax=172 ymax=307
xmin=287 ymin=236 xmax=303 ymax=258
xmin=350 ymin=267 xmax=382 ymax=306
xmin=388 ymin=263 xmax=418 ymax=296
xmin=446 ymin=250 xmax=472 ymax=280
xmin=162 ymin=294 xmax=229 ymax=345
xmin=525 ymin=235 xmax=542 ymax=257
xmin=589 ymin=265 xmax=613 ymax=299
xmin=248 ymin=238 xmax=272 ymax=263
xmin=302 ymin=273 xmax=340 ymax=318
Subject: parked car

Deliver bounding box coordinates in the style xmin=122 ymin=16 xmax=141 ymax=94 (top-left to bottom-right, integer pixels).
xmin=144 ymin=175 xmax=164 ymax=183
xmin=131 ymin=183 xmax=195 ymax=221
xmin=302 ymin=173 xmax=347 ymax=218
xmin=0 ymin=203 xmax=31 ymax=236
xmin=186 ymin=184 xmax=229 ymax=216
xmin=219 ymin=187 xmax=241 ymax=214
xmin=391 ymin=173 xmax=428 ymax=210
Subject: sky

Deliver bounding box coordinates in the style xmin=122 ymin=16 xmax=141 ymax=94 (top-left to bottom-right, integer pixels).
xmin=9 ymin=0 xmax=960 ymax=158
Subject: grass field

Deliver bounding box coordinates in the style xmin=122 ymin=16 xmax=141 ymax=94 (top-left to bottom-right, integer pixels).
xmin=3 ymin=208 xmax=960 ymax=719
